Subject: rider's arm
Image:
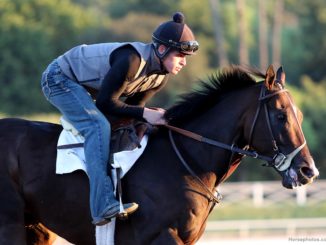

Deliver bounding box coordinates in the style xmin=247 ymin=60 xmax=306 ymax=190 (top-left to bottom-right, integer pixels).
xmin=96 ymin=45 xmax=144 ymax=119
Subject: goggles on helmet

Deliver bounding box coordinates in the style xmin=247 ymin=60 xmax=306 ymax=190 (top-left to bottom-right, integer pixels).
xmin=175 ymin=40 xmax=199 ymax=53
xmin=152 ymin=35 xmax=199 ymax=53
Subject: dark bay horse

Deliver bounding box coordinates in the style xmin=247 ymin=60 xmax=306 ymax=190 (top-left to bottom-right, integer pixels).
xmin=0 ymin=66 xmax=319 ymax=245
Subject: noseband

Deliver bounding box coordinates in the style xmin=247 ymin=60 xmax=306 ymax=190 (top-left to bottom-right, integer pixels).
xmin=166 ymin=82 xmax=306 ymax=203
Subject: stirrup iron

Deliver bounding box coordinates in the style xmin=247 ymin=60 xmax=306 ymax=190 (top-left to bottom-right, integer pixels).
xmin=116 ymin=167 xmax=128 ymax=220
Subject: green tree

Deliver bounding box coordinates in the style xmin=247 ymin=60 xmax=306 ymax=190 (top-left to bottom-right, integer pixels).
xmin=0 ymin=0 xmax=107 ymax=114
xmin=107 ymin=0 xmax=180 ymax=18
xmin=283 ymin=0 xmax=326 ymax=82
xmin=299 ymin=76 xmax=326 ymax=176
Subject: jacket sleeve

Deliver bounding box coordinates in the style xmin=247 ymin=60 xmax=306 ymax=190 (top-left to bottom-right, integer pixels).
xmin=95 ymin=45 xmax=145 ymax=119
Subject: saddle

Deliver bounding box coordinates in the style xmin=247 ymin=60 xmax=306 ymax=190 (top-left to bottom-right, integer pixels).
xmin=109 ymin=118 xmax=153 ymax=154
xmin=58 ymin=117 xmax=153 ymax=154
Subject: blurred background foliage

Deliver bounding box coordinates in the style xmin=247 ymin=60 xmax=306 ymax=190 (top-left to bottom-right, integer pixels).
xmin=0 ymin=0 xmax=325 ymax=180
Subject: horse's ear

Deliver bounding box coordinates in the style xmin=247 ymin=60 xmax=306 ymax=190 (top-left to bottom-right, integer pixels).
xmin=264 ymin=65 xmax=275 ymax=90
xmin=276 ymin=66 xmax=286 ymax=87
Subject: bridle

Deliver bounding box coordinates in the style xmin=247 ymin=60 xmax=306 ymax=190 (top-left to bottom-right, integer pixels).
xmin=166 ymin=81 xmax=306 ymax=204
xmin=248 ymin=81 xmax=306 ymax=171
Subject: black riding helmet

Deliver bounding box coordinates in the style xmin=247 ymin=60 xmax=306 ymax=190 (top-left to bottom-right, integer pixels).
xmin=152 ymin=12 xmax=199 ymax=59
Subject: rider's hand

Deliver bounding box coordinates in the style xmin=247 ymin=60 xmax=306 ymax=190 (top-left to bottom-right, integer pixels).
xmin=143 ymin=107 xmax=167 ymax=125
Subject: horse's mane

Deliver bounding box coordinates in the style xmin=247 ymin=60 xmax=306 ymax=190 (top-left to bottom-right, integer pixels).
xmin=165 ymin=65 xmax=265 ymax=125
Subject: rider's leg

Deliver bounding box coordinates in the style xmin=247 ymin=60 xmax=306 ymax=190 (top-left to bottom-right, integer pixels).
xmin=41 ymin=60 xmax=138 ymax=225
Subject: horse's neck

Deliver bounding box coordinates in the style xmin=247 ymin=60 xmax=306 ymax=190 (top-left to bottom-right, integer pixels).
xmin=176 ymin=87 xmax=258 ymax=185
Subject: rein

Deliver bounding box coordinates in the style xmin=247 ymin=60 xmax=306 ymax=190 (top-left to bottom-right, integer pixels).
xmin=168 ymin=129 xmax=222 ymax=204
xmin=166 ymin=82 xmax=306 ymax=204
xmin=166 ymin=124 xmax=273 ymax=162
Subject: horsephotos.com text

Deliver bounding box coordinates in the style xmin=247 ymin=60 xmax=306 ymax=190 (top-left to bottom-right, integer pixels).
xmin=288 ymin=237 xmax=326 ymax=242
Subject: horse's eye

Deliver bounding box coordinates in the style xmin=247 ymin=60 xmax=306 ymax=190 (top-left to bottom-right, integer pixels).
xmin=277 ymin=113 xmax=286 ymax=121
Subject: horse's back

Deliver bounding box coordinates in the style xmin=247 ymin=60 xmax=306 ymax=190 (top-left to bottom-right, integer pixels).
xmin=0 ymin=118 xmax=61 ymax=144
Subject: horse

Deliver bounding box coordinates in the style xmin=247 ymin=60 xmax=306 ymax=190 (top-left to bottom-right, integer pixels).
xmin=0 ymin=65 xmax=319 ymax=245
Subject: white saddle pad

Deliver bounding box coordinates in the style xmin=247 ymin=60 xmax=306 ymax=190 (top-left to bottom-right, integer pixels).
xmin=56 ymin=116 xmax=148 ymax=176
xmin=56 ymin=129 xmax=148 ymax=177
xmin=56 ymin=117 xmax=148 ymax=245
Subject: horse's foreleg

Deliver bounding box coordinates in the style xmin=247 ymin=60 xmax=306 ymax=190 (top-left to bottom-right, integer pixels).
xmin=150 ymin=228 xmax=185 ymax=245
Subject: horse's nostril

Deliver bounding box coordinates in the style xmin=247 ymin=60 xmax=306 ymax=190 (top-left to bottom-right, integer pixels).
xmin=300 ymin=167 xmax=315 ymax=179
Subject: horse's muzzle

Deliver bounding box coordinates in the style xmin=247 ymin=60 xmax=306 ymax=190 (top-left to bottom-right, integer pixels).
xmin=281 ymin=157 xmax=319 ymax=189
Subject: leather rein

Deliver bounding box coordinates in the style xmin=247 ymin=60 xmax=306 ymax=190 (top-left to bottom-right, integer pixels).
xmin=165 ymin=82 xmax=306 ymax=204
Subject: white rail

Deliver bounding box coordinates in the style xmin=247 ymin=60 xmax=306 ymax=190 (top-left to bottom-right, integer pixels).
xmin=205 ymin=218 xmax=326 ymax=237
xmin=217 ymin=180 xmax=326 ymax=206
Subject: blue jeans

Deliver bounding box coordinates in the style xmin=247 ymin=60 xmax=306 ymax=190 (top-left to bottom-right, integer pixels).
xmin=41 ymin=60 xmax=119 ymax=223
